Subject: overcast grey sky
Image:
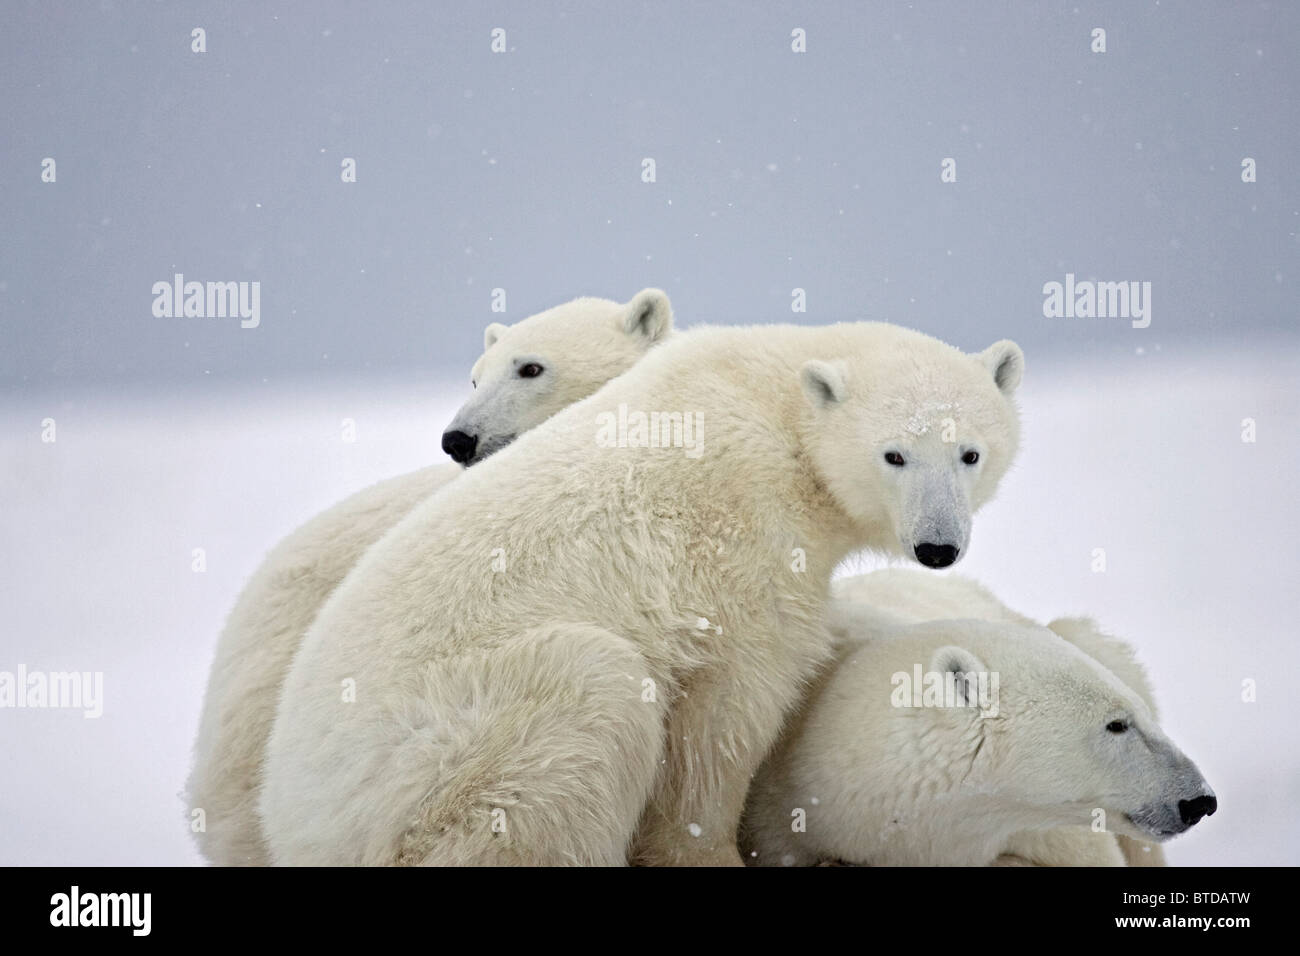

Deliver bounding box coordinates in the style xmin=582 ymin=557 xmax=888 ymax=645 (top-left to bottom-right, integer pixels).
xmin=2 ymin=0 xmax=1296 ymax=388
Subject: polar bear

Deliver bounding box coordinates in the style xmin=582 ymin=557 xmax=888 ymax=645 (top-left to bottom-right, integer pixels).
xmin=441 ymin=291 xmax=673 ymax=465
xmin=187 ymin=289 xmax=673 ymax=866
xmin=258 ymin=321 xmax=1025 ymax=866
xmin=741 ymin=589 xmax=1216 ymax=867
xmin=830 ymin=570 xmax=1167 ymax=866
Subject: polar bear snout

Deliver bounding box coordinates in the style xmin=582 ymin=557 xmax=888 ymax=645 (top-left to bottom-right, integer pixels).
xmin=895 ymin=467 xmax=972 ymax=569
xmin=1130 ymin=780 xmax=1217 ymax=838
xmin=1179 ymin=793 xmax=1218 ymax=827
xmin=441 ymin=429 xmax=478 ymax=465
xmin=914 ymin=543 xmax=959 ymax=568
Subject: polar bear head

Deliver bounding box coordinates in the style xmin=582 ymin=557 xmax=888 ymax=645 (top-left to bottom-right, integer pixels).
xmin=919 ymin=619 xmax=1216 ymax=844
xmin=799 ymin=329 xmax=1023 ymax=568
xmin=743 ymin=612 xmax=1216 ymax=866
xmin=442 ymin=289 xmax=673 ymax=466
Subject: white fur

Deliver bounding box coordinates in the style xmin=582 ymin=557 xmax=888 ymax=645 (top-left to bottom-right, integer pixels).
xmin=829 ymin=570 xmax=1168 ymax=866
xmin=186 ymin=290 xmax=672 ymax=865
xmin=259 ymin=322 xmax=1023 ymax=865
xmin=742 ymin=572 xmax=1214 ymax=866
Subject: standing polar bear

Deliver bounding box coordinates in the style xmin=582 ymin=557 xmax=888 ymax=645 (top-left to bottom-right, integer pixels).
xmin=259 ymin=321 xmax=1025 ymax=865
xmin=742 ymin=572 xmax=1217 ymax=866
xmin=187 ymin=289 xmax=673 ymax=866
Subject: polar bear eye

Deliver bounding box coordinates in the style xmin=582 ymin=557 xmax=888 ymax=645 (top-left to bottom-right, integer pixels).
xmin=518 ymin=363 xmax=544 ymax=379
xmin=884 ymin=452 xmax=906 ymax=467
xmin=1106 ymin=720 xmax=1129 ymax=734
xmin=961 ymin=450 xmax=980 ymax=465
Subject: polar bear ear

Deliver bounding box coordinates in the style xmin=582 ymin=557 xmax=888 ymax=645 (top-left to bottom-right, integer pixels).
xmin=800 ymin=359 xmax=848 ymax=408
xmin=978 ymin=340 xmax=1024 ymax=395
xmin=484 ymin=322 xmax=509 ymax=351
xmin=929 ymin=645 xmax=989 ymax=709
xmin=623 ymin=288 xmax=673 ymax=343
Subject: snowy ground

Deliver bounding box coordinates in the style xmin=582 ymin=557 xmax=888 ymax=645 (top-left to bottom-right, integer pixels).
xmin=1 ymin=343 xmax=1297 ymax=866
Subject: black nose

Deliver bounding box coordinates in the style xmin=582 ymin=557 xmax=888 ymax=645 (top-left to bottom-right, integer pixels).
xmin=914 ymin=543 xmax=959 ymax=568
xmin=1178 ymin=794 xmax=1217 ymax=827
xmin=441 ymin=430 xmax=478 ymax=464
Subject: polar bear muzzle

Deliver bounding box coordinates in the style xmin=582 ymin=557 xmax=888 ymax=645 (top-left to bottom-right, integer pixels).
xmin=914 ymin=543 xmax=959 ymax=568
xmin=1129 ymin=790 xmax=1218 ymax=838
xmin=441 ymin=429 xmax=478 ymax=465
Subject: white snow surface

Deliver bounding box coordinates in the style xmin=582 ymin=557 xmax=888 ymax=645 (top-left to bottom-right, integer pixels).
xmin=1 ymin=343 xmax=1296 ymax=866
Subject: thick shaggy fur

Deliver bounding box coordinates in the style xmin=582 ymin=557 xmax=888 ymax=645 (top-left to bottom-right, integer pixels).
xmin=259 ymin=322 xmax=1022 ymax=865
xmin=188 ymin=465 xmax=458 ymax=865
xmin=187 ymin=290 xmax=672 ymax=865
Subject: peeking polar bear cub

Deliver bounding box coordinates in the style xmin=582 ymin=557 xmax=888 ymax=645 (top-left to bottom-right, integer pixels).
xmin=742 ymin=590 xmax=1216 ymax=867
xmin=441 ymin=289 xmax=673 ymax=465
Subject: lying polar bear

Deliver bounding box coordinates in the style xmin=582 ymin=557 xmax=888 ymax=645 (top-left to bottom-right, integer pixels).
xmin=187 ymin=289 xmax=673 ymax=866
xmin=741 ymin=570 xmax=1216 ymax=866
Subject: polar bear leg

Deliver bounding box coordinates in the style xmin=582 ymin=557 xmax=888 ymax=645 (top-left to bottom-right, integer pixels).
xmin=394 ymin=624 xmax=665 ymax=866
xmin=1117 ymin=835 xmax=1167 ymax=866
xmin=995 ymin=838 xmax=1164 ymax=866
xmin=998 ymin=829 xmax=1127 ymax=867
